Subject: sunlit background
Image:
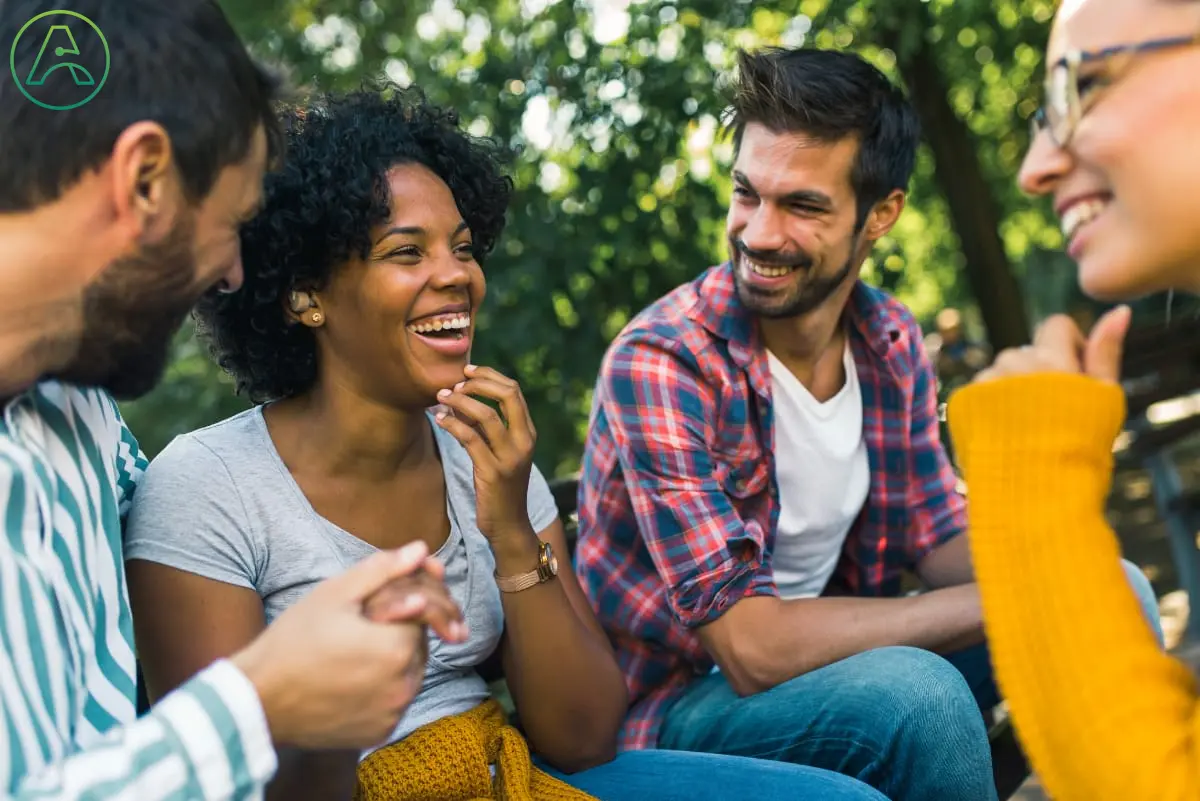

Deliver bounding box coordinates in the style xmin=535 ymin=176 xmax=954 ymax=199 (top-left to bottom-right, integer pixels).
xmin=128 ymin=0 xmax=1103 ymax=465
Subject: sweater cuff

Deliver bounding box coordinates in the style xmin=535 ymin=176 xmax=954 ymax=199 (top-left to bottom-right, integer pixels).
xmin=947 ymin=373 xmax=1126 ymax=469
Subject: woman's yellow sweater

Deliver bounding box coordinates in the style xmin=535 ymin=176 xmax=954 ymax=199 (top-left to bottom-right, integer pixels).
xmin=949 ymin=373 xmax=1200 ymax=801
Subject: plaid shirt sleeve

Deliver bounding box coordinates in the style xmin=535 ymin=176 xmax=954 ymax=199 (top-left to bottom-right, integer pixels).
xmin=600 ymin=336 xmax=777 ymax=628
xmin=902 ymin=316 xmax=968 ymax=568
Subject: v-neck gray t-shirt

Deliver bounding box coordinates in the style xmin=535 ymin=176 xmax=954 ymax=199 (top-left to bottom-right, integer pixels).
xmin=123 ymin=406 xmax=559 ymax=747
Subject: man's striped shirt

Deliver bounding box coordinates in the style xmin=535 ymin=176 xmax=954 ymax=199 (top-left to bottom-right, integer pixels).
xmin=0 ymin=381 xmax=277 ymax=799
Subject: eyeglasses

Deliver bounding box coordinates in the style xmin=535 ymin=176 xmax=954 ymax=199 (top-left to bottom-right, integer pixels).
xmin=1031 ymin=30 xmax=1200 ymax=147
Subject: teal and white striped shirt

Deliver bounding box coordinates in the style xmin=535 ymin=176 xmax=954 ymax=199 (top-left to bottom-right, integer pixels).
xmin=0 ymin=382 xmax=277 ymax=799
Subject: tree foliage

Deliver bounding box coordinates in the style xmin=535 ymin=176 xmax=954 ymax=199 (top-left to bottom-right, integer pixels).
xmin=123 ymin=0 xmax=1075 ymax=473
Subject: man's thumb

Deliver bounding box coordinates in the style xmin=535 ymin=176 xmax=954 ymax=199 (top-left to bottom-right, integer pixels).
xmin=317 ymin=542 xmax=430 ymax=605
xmin=1084 ymin=305 xmax=1132 ymax=384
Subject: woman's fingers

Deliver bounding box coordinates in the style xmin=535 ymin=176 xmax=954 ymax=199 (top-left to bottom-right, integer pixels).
xmin=433 ymin=407 xmax=499 ymax=473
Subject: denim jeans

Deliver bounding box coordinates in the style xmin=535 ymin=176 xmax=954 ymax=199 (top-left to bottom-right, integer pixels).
xmin=542 ymin=749 xmax=888 ymax=800
xmin=656 ymin=559 xmax=1161 ymax=801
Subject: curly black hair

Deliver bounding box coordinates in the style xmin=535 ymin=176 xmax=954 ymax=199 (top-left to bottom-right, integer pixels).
xmin=194 ymin=85 xmax=515 ymax=403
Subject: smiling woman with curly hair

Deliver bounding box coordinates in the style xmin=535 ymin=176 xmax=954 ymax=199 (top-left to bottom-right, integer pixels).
xmin=119 ymin=86 xmax=888 ymax=801
xmin=195 ymin=89 xmax=513 ymax=404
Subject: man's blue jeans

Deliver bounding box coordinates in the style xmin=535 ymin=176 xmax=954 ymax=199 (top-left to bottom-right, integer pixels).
xmin=657 ymin=559 xmax=1162 ymax=801
xmin=543 ymin=749 xmax=888 ymax=800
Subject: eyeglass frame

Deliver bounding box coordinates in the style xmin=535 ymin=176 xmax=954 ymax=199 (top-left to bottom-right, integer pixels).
xmin=1031 ymin=29 xmax=1200 ymax=147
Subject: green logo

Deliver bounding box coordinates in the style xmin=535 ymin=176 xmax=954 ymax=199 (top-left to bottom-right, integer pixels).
xmin=10 ymin=10 xmax=109 ymax=110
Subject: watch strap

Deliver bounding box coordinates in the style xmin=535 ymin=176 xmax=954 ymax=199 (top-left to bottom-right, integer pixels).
xmin=495 ymin=570 xmax=544 ymax=593
xmin=495 ymin=541 xmax=555 ymax=594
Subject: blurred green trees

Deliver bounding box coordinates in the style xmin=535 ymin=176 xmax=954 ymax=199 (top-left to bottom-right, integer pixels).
xmin=123 ymin=0 xmax=1070 ymax=472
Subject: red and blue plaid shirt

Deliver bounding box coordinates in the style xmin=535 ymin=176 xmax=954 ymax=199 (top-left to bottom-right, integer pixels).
xmin=574 ymin=262 xmax=967 ymax=751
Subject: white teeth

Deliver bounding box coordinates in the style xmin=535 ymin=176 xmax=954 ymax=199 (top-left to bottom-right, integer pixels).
xmin=746 ymin=258 xmax=793 ymax=279
xmin=1061 ymin=198 xmax=1109 ymax=240
xmin=407 ymin=314 xmax=471 ymax=334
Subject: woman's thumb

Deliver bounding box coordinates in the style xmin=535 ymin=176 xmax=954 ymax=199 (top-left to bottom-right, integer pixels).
xmin=1083 ymin=305 xmax=1132 ymax=384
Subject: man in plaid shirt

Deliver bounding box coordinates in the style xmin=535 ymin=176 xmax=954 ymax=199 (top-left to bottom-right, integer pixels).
xmin=577 ymin=47 xmax=1000 ymax=801
xmin=577 ymin=45 xmax=1163 ymax=800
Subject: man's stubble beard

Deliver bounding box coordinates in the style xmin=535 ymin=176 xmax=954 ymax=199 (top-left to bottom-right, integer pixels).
xmin=52 ymin=214 xmax=203 ymax=400
xmin=731 ymin=233 xmax=861 ymax=320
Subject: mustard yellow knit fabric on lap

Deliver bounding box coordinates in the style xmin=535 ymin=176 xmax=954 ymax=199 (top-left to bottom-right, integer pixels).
xmin=355 ymin=699 xmax=598 ymax=801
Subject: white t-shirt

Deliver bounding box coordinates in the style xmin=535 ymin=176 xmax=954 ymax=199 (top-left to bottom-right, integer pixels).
xmin=767 ymin=343 xmax=870 ymax=599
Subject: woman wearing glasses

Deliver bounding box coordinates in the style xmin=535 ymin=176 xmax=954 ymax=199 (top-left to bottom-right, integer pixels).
xmin=946 ymin=0 xmax=1200 ymax=799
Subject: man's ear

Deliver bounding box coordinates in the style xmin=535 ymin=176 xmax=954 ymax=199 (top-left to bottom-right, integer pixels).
xmin=108 ymin=121 xmax=182 ymax=243
xmin=861 ymin=189 xmax=907 ymax=243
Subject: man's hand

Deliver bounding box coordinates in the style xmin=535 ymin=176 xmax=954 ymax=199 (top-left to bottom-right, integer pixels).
xmin=974 ymin=305 xmax=1131 ymax=385
xmin=231 ymin=542 xmax=441 ymax=750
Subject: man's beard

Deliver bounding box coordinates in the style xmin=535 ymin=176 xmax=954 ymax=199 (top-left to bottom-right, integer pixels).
xmin=730 ymin=237 xmax=857 ymax=320
xmin=52 ymin=216 xmax=202 ymax=400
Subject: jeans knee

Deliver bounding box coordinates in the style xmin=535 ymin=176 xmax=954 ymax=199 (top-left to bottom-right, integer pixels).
xmin=866 ymin=647 xmax=987 ymax=742
xmin=1121 ymin=559 xmax=1164 ymax=646
xmin=849 ymin=648 xmax=995 ymax=800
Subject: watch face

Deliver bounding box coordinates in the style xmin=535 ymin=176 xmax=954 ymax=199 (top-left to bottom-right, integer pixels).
xmin=540 ymin=541 xmax=558 ymax=576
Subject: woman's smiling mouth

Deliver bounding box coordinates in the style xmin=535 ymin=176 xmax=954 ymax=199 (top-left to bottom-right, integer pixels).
xmin=406 ymin=308 xmax=472 ymax=356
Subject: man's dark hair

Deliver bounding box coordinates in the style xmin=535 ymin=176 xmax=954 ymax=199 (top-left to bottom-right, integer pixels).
xmin=194 ymin=86 xmax=515 ymax=403
xmin=0 ymin=0 xmax=282 ymax=211
xmin=724 ymin=47 xmax=921 ymax=228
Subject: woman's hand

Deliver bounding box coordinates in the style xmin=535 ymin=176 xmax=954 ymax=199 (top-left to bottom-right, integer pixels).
xmin=974 ymin=305 xmax=1131 ymax=385
xmin=362 ymin=556 xmax=468 ymax=643
xmin=433 ymin=365 xmax=538 ymax=550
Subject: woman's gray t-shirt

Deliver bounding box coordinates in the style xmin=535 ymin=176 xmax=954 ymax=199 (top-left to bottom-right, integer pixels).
xmin=123 ymin=406 xmax=559 ymax=747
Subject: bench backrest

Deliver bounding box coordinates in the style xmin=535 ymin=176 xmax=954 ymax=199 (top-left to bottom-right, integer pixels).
xmin=1119 ymin=319 xmax=1200 ymax=461
xmin=548 ymin=476 xmax=581 ymax=557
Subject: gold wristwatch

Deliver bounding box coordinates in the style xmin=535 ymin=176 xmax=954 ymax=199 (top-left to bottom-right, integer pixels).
xmin=495 ymin=540 xmax=558 ymax=593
